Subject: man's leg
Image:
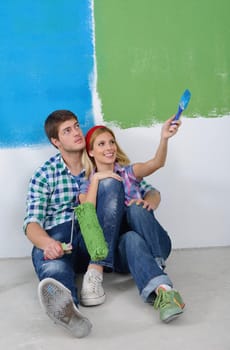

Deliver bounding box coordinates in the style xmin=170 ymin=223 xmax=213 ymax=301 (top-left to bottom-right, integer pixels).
xmin=38 ymin=277 xmax=92 ymax=338
xmin=32 ymin=221 xmax=82 ymax=304
xmin=32 ymin=222 xmax=92 ymax=337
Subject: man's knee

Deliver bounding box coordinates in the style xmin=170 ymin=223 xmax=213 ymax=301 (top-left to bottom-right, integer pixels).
xmin=39 ymin=259 xmax=68 ymax=280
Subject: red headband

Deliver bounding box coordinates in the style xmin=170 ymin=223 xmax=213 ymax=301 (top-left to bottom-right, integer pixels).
xmin=85 ymin=125 xmax=105 ymax=154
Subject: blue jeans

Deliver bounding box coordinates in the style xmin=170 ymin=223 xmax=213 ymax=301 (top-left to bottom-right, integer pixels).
xmin=32 ymin=178 xmax=125 ymax=305
xmin=116 ymin=203 xmax=173 ymax=303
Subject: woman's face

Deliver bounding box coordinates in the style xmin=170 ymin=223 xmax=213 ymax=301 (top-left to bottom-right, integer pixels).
xmin=89 ymin=131 xmax=117 ymax=167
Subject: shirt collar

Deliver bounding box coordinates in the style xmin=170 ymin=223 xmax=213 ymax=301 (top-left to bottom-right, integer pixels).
xmin=56 ymin=153 xmax=86 ymax=177
xmin=114 ymin=162 xmax=125 ymax=174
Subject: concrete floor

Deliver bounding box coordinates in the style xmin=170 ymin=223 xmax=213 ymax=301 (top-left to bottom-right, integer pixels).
xmin=1 ymin=247 xmax=230 ymax=350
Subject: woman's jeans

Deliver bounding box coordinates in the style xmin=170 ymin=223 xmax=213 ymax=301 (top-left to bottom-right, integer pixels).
xmin=116 ymin=203 xmax=173 ymax=303
xmin=32 ymin=178 xmax=125 ymax=305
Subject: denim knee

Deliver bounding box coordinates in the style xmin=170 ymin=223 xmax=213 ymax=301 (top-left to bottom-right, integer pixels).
xmin=126 ymin=202 xmax=152 ymax=221
xmin=38 ymin=259 xmax=70 ymax=281
xmin=98 ymin=177 xmax=124 ymax=194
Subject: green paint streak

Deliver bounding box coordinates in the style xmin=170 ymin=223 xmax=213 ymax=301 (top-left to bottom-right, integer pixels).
xmin=94 ymin=0 xmax=230 ymax=126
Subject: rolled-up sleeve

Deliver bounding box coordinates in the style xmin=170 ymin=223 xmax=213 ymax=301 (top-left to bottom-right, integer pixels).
xmin=23 ymin=172 xmax=49 ymax=233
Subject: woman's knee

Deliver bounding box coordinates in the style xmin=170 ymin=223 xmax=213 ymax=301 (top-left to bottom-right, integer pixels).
xmin=126 ymin=203 xmax=153 ymax=225
xmin=98 ymin=178 xmax=124 ymax=197
xmin=97 ymin=178 xmax=125 ymax=217
xmin=128 ymin=202 xmax=150 ymax=215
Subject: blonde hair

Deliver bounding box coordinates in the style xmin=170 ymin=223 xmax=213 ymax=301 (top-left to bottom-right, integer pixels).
xmin=81 ymin=149 xmax=93 ymax=178
xmin=85 ymin=126 xmax=130 ymax=177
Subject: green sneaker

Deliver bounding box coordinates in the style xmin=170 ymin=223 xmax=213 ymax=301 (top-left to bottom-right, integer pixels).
xmin=153 ymin=289 xmax=185 ymax=323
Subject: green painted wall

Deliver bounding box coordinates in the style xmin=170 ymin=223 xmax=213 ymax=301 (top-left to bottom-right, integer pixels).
xmin=94 ymin=0 xmax=230 ymax=126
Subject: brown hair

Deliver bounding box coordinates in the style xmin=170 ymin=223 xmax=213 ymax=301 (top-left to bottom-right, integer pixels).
xmin=44 ymin=110 xmax=78 ymax=143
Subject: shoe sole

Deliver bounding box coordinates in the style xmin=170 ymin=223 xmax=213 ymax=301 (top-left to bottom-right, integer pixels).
xmin=80 ymin=293 xmax=106 ymax=306
xmin=38 ymin=278 xmax=92 ymax=338
xmin=162 ymin=309 xmax=183 ymax=323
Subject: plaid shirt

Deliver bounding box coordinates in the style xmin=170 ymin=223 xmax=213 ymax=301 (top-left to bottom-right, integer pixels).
xmin=139 ymin=179 xmax=157 ymax=198
xmin=114 ymin=163 xmax=157 ymax=206
xmin=23 ymin=153 xmax=88 ymax=232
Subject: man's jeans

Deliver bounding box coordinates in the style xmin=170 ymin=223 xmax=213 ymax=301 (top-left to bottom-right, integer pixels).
xmin=116 ymin=203 xmax=173 ymax=303
xmin=32 ymin=178 xmax=125 ymax=305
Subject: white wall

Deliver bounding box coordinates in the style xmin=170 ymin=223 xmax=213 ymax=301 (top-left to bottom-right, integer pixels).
xmin=0 ymin=116 xmax=229 ymax=258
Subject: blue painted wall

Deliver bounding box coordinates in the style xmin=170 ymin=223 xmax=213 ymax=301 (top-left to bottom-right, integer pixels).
xmin=0 ymin=0 xmax=94 ymax=147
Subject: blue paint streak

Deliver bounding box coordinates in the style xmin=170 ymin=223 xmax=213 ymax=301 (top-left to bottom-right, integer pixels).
xmin=0 ymin=1 xmax=94 ymax=147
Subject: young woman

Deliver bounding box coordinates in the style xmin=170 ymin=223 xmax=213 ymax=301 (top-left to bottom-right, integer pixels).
xmin=84 ymin=116 xmax=179 ymax=204
xmin=80 ymin=116 xmax=185 ymax=323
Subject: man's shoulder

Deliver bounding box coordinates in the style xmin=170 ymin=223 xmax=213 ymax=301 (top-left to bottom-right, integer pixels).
xmin=33 ymin=153 xmax=63 ymax=177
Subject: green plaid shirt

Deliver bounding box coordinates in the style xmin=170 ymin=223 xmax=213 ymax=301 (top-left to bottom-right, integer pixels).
xmin=139 ymin=179 xmax=158 ymax=198
xmin=23 ymin=153 xmax=88 ymax=232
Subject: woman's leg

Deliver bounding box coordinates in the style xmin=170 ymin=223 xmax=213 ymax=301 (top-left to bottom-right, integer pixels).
xmin=80 ymin=178 xmax=125 ymax=306
xmin=125 ymin=204 xmax=171 ymax=265
xmin=95 ymin=178 xmax=125 ymax=270
xmin=115 ymin=231 xmax=184 ymax=323
xmin=115 ymin=231 xmax=173 ymax=302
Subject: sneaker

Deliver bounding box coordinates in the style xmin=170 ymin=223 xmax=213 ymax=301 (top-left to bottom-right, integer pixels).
xmin=38 ymin=278 xmax=92 ymax=338
xmin=80 ymin=269 xmax=105 ymax=306
xmin=153 ymin=288 xmax=185 ymax=323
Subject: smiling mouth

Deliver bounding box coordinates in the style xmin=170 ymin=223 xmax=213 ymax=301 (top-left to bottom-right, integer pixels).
xmin=104 ymin=152 xmax=115 ymax=157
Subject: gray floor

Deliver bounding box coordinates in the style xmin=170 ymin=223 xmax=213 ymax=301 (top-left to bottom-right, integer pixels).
xmin=1 ymin=247 xmax=230 ymax=350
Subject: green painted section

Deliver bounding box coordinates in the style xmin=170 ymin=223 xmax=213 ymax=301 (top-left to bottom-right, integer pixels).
xmin=94 ymin=0 xmax=230 ymax=126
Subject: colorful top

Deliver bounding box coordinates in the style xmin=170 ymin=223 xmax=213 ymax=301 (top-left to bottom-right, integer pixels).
xmin=89 ymin=163 xmax=158 ymax=206
xmin=114 ymin=163 xmax=144 ymax=205
xmin=23 ymin=153 xmax=87 ymax=232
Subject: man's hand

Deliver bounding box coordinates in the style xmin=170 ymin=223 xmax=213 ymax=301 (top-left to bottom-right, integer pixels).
xmin=127 ymin=198 xmax=155 ymax=211
xmin=43 ymin=240 xmax=64 ymax=260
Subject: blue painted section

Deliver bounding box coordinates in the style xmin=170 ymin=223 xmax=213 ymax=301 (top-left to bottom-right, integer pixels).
xmin=0 ymin=1 xmax=94 ymax=147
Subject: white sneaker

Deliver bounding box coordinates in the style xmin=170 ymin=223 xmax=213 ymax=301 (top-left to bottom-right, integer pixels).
xmin=38 ymin=278 xmax=92 ymax=338
xmin=80 ymin=269 xmax=106 ymax=306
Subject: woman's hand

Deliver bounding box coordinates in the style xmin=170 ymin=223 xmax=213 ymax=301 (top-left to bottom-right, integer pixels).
xmin=162 ymin=116 xmax=181 ymax=139
xmin=92 ymin=171 xmax=122 ymax=182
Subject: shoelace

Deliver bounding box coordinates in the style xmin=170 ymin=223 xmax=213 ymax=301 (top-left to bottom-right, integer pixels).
xmin=86 ymin=273 xmax=102 ymax=293
xmin=154 ymin=290 xmax=173 ymax=310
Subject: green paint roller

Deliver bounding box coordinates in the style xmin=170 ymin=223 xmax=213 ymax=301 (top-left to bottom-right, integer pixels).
xmin=74 ymin=202 xmax=109 ymax=261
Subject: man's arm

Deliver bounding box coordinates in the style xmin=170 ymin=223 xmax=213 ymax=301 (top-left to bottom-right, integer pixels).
xmin=143 ymin=189 xmax=161 ymax=210
xmin=24 ymin=170 xmax=64 ymax=260
xmin=139 ymin=179 xmax=161 ymax=210
xmin=26 ymin=222 xmax=64 ymax=260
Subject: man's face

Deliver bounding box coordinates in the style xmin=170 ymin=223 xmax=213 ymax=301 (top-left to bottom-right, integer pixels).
xmin=52 ymin=118 xmax=85 ymax=152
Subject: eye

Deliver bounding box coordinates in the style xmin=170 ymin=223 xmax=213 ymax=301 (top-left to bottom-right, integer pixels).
xmin=63 ymin=127 xmax=71 ymax=135
xmin=98 ymin=141 xmax=105 ymax=146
